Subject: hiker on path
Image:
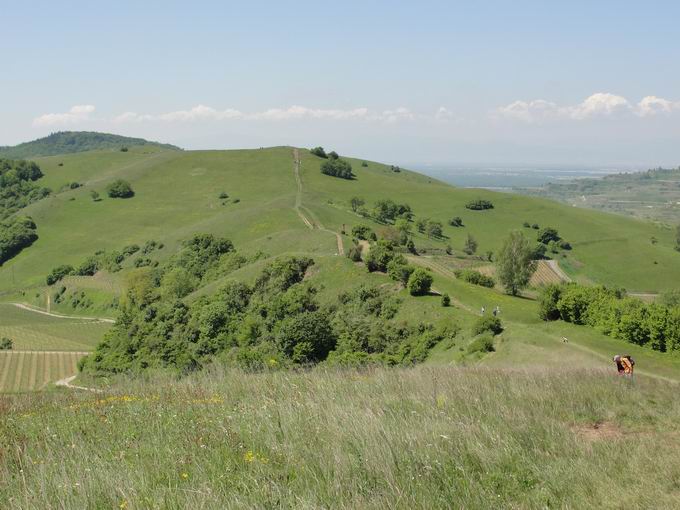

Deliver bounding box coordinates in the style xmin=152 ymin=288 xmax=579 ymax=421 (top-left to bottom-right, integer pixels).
xmin=481 ymin=306 xmax=485 ymax=315
xmin=613 ymin=354 xmax=635 ymax=377
xmin=493 ymin=306 xmax=500 ymax=317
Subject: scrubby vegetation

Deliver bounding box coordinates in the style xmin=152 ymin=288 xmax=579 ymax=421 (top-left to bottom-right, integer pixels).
xmin=321 ymin=158 xmax=353 ymax=179
xmin=465 ymin=199 xmax=494 ymax=210
xmin=79 ymin=234 xmax=455 ymax=375
xmin=540 ymin=283 xmax=680 ymax=353
xmin=106 ymin=179 xmax=134 ymax=198
xmin=454 ymin=269 xmax=495 ymax=288
xmin=0 ymin=337 xmax=13 ymax=350
xmin=0 ymin=216 xmax=38 ymax=265
xmin=0 ymin=158 xmax=50 ymax=220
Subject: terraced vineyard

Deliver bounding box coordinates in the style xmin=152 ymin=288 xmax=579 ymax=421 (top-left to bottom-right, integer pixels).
xmin=0 ymin=303 xmax=110 ymax=392
xmin=0 ymin=351 xmax=86 ymax=393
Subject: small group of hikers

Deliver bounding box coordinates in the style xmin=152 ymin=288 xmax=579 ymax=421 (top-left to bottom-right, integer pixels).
xmin=480 ymin=305 xmax=500 ymax=317
xmin=613 ymin=354 xmax=635 ymax=377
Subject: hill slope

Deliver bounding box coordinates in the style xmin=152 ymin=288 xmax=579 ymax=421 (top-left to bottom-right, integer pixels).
xmin=2 ymin=144 xmax=680 ymax=384
xmin=0 ymin=131 xmax=180 ymax=159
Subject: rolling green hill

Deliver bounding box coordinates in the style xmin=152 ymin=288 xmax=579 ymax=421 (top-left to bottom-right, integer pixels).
xmin=2 ymin=141 xmax=680 ymax=385
xmin=0 ymin=131 xmax=180 ymax=159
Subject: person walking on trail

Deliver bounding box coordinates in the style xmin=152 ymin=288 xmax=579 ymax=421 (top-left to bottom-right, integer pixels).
xmin=493 ymin=306 xmax=500 ymax=317
xmin=613 ymin=354 xmax=635 ymax=377
xmin=481 ymin=306 xmax=486 ymax=315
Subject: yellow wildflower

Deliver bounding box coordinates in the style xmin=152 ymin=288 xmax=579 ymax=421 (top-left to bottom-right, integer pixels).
xmin=181 ymin=472 xmax=189 ymax=479
xmin=243 ymin=451 xmax=256 ymax=463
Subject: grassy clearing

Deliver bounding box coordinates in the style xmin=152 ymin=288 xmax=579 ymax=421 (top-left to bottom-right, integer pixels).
xmin=2 ymin=366 xmax=680 ymax=508
xmin=0 ymin=351 xmax=84 ymax=393
xmin=0 ymin=304 xmax=109 ymax=351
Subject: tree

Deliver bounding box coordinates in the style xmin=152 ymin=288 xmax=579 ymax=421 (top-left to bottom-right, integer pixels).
xmin=496 ymin=231 xmax=537 ymax=296
xmin=364 ymin=240 xmax=395 ymax=272
xmin=465 ymin=199 xmax=493 ymax=210
xmin=90 ymin=190 xmax=100 ymax=202
xmin=425 ymin=220 xmax=443 ymax=239
xmin=310 ymin=147 xmax=327 ymax=158
xmin=416 ymin=218 xmax=428 ymax=233
xmin=106 ymin=179 xmax=134 ymax=198
xmin=441 ymin=294 xmax=451 ymax=307
xmin=537 ymin=227 xmax=560 ymax=244
xmin=320 ymin=159 xmax=352 ymax=179
xmin=276 ymin=311 xmax=336 ymax=363
xmin=328 ymin=151 xmax=339 ymax=160
xmin=449 ymin=216 xmax=463 ymax=227
xmin=350 ymin=196 xmax=365 ymax=212
xmin=0 ymin=337 xmax=13 ymax=350
xmin=463 ymin=234 xmax=477 ymax=255
xmin=46 ymin=265 xmax=74 ymax=285
xmin=407 ymin=268 xmax=433 ymax=296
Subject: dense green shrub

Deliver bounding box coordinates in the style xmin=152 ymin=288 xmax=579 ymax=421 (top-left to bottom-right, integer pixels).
xmin=471 ymin=316 xmax=503 ymax=336
xmin=538 ymin=283 xmax=563 ymax=321
xmin=321 ymin=159 xmax=353 ymax=179
xmin=106 ymin=179 xmax=134 ymax=198
xmin=463 ymin=234 xmax=478 ymax=255
xmin=407 ymin=268 xmax=433 ymax=296
xmin=364 ymin=240 xmax=396 ymax=272
xmin=466 ymin=333 xmax=495 ymax=354
xmin=0 ymin=216 xmax=38 ymax=265
xmin=0 ymin=159 xmax=50 ymax=221
xmin=449 ymin=217 xmax=463 ymax=227
xmin=465 ymin=199 xmax=494 ymax=210
xmin=537 ymin=227 xmax=560 ymax=244
xmin=310 ymin=147 xmax=327 ymax=158
xmin=541 ymin=283 xmax=680 ymax=353
xmin=387 ymin=256 xmax=415 ymax=285
xmin=351 ymin=225 xmax=373 ymax=240
xmin=0 ymin=337 xmax=13 ymax=350
xmin=441 ymin=294 xmax=451 ymax=307
xmin=372 ymin=200 xmax=412 ymax=223
xmin=454 ymin=269 xmax=495 ymax=288
xmin=46 ymin=264 xmax=74 ymax=285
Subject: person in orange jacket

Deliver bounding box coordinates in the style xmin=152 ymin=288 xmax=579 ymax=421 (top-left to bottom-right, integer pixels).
xmin=613 ymin=354 xmax=635 ymax=376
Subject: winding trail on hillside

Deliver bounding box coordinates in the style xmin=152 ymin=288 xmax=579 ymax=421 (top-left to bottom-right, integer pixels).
xmin=10 ymin=303 xmax=115 ymax=323
xmin=55 ymin=375 xmax=102 ymax=393
xmin=292 ymin=149 xmax=344 ymax=255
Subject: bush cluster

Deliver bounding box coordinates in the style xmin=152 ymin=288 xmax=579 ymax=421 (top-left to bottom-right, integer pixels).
xmin=454 ymin=269 xmax=495 ymax=288
xmin=0 ymin=216 xmax=38 ymax=265
xmin=465 ymin=199 xmax=493 ymax=210
xmin=106 ymin=179 xmax=134 ymax=198
xmin=80 ymin=241 xmax=459 ymax=375
xmin=540 ymin=283 xmax=680 ymax=352
xmin=321 ymin=158 xmax=353 ymax=179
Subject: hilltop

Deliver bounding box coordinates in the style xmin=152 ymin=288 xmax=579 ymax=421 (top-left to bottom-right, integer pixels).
xmin=0 ymin=131 xmax=180 ymax=159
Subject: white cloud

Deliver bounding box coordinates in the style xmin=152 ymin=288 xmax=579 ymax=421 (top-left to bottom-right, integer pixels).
xmin=434 ymin=106 xmax=455 ymax=121
xmin=636 ymin=95 xmax=680 ymax=117
xmin=497 ymin=99 xmax=560 ymax=122
xmin=111 ymin=105 xmax=417 ymax=123
xmin=33 ymin=105 xmax=96 ymax=127
xmin=567 ymin=93 xmax=630 ymax=119
xmin=497 ymin=93 xmax=680 ymax=122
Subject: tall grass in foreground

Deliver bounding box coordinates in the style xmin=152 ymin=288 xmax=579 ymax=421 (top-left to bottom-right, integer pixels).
xmin=2 ymin=367 xmax=680 ymax=509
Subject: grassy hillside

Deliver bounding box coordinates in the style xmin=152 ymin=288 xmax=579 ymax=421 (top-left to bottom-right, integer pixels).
xmin=3 ymin=366 xmax=680 ymax=507
xmin=0 ymin=131 xmax=180 ymax=159
xmin=2 ymin=144 xmax=680 ymax=391
xmin=1 ymin=146 xmax=678 ymax=293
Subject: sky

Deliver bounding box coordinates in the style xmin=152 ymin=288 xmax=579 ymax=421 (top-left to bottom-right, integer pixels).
xmin=1 ymin=0 xmax=679 ymax=167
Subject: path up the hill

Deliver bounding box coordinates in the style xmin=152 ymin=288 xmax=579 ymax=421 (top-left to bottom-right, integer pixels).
xmin=292 ymin=149 xmax=344 ymax=255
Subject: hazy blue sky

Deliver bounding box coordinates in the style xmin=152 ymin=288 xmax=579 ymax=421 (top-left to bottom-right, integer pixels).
xmin=2 ymin=0 xmax=679 ymax=166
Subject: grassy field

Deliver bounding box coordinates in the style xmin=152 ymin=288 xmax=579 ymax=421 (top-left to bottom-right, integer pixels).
xmin=2 ymin=366 xmax=680 ymax=508
xmin=0 ymin=304 xmax=109 ymax=351
xmin=0 ymin=351 xmax=85 ymax=393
